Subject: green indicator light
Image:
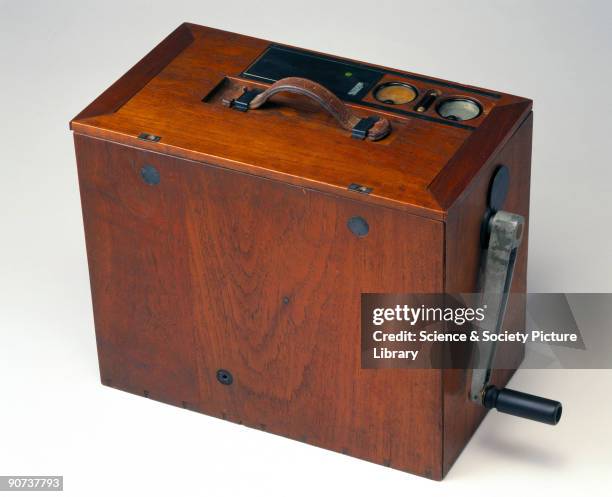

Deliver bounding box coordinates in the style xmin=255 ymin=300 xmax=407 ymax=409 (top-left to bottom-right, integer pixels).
xmin=345 ymin=71 xmax=353 ymax=77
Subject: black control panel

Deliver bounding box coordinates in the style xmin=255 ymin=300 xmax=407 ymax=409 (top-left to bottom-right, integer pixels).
xmin=241 ymin=44 xmax=499 ymax=130
xmin=242 ymin=45 xmax=383 ymax=102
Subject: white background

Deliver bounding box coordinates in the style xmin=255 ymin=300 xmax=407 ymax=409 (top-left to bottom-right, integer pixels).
xmin=1 ymin=1 xmax=611 ymax=495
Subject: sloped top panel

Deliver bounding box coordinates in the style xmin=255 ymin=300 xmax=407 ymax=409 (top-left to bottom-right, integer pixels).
xmin=71 ymin=23 xmax=531 ymax=220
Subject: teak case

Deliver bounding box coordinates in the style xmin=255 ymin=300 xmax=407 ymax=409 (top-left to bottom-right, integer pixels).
xmin=71 ymin=23 xmax=532 ymax=479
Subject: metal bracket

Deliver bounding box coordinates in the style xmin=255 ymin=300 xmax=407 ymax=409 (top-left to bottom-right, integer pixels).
xmin=469 ymin=211 xmax=524 ymax=402
xmin=138 ymin=132 xmax=161 ymax=142
xmin=347 ymin=183 xmax=373 ymax=194
xmin=351 ymin=116 xmax=379 ymax=140
xmin=226 ymin=88 xmax=262 ymax=112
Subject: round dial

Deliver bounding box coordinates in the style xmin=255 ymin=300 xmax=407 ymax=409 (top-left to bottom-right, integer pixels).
xmin=374 ymin=82 xmax=418 ymax=105
xmin=437 ymin=98 xmax=482 ymax=121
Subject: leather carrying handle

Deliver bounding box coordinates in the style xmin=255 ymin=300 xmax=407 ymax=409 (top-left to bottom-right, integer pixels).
xmin=225 ymin=77 xmax=391 ymax=141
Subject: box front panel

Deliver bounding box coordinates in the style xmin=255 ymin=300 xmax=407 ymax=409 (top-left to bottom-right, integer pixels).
xmin=75 ymin=134 xmax=445 ymax=478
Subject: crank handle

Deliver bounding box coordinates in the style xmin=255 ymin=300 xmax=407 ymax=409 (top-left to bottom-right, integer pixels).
xmin=483 ymin=386 xmax=562 ymax=425
xmin=470 ymin=210 xmax=562 ymax=424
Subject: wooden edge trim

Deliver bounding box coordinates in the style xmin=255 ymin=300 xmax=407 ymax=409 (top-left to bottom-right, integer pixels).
xmin=69 ymin=23 xmax=195 ymax=128
xmin=71 ymin=129 xmax=447 ymax=222
xmin=427 ymin=97 xmax=532 ymax=210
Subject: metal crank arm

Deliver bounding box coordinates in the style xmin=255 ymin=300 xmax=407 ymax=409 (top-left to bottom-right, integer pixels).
xmin=469 ymin=211 xmax=562 ymax=425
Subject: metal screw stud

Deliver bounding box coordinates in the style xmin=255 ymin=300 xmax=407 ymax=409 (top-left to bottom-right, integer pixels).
xmin=347 ymin=216 xmax=369 ymax=237
xmin=140 ymin=165 xmax=160 ymax=185
xmin=216 ymin=369 xmax=233 ymax=385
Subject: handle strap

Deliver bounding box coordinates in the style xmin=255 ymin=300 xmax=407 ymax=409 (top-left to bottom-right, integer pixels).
xmin=225 ymin=77 xmax=391 ymax=141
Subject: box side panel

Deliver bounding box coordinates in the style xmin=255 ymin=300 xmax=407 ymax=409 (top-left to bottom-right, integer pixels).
xmin=442 ymin=113 xmax=533 ymax=475
xmin=74 ymin=134 xmax=446 ymax=479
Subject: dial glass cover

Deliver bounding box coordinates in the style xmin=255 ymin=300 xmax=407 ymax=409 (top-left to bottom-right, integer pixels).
xmin=374 ymin=82 xmax=418 ymax=105
xmin=437 ymin=98 xmax=482 ymax=121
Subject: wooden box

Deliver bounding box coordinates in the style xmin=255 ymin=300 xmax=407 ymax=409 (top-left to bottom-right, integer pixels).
xmin=71 ymin=23 xmax=532 ymax=479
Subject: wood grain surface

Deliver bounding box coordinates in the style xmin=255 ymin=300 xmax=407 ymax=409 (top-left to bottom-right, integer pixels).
xmin=76 ymin=134 xmax=447 ymax=478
